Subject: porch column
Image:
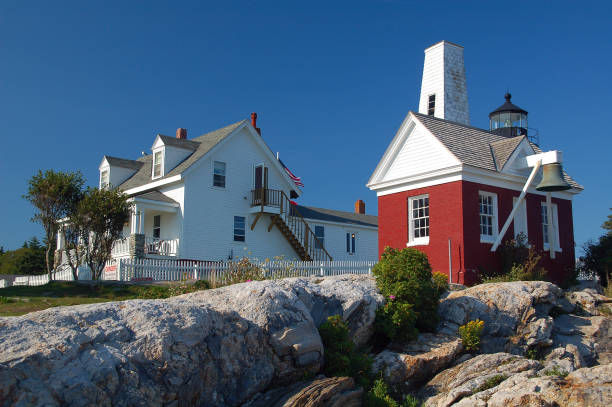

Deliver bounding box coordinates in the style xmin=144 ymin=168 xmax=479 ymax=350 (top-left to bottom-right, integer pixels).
xmin=138 ymin=207 xmax=144 ymax=234
xmin=130 ymin=206 xmax=139 ymax=234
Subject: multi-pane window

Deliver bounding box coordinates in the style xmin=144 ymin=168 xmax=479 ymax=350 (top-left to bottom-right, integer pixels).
xmin=100 ymin=170 xmax=109 ymax=189
xmin=314 ymin=226 xmax=325 ymax=249
xmin=153 ymin=215 xmax=161 ymax=239
xmin=479 ymin=192 xmax=498 ymax=242
xmin=409 ymin=195 xmax=429 ymax=244
xmin=541 ymin=203 xmax=560 ymax=250
xmin=153 ymin=151 xmax=163 ymax=178
xmin=346 ymin=232 xmax=356 ymax=254
xmin=428 ymin=94 xmax=436 ymax=116
xmin=233 ymin=216 xmax=245 ymax=242
xmin=213 ymin=161 xmax=226 ymax=188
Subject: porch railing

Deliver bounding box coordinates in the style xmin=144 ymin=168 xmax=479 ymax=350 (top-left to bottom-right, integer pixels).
xmin=145 ymin=237 xmax=179 ymax=257
xmin=111 ymin=237 xmax=130 ymax=258
xmin=251 ymin=188 xmax=283 ymax=208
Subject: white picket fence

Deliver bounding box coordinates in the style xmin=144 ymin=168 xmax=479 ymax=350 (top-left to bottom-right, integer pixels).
xmin=116 ymin=258 xmax=376 ymax=283
xmin=2 ymin=259 xmax=376 ymax=287
xmin=11 ymin=267 xmax=90 ymax=287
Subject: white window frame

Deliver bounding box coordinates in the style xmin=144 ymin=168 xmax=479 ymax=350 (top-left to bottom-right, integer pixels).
xmin=479 ymin=191 xmax=498 ymax=243
xmin=541 ymin=202 xmax=562 ymax=252
xmin=152 ymin=149 xmax=164 ymax=179
xmin=233 ymin=216 xmax=246 ymax=242
xmin=213 ymin=161 xmax=226 ymax=188
xmin=512 ymin=197 xmax=528 ymax=242
xmin=100 ymin=169 xmax=109 ymax=189
xmin=407 ymin=194 xmax=430 ymax=246
xmin=346 ymin=232 xmax=356 ymax=255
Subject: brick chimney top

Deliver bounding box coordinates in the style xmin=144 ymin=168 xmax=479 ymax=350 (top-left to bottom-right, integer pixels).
xmin=176 ymin=128 xmax=187 ymax=139
xmin=355 ymin=199 xmax=365 ymax=214
xmin=251 ymin=112 xmax=261 ymax=135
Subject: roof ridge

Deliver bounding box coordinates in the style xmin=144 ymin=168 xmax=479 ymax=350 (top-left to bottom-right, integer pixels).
xmin=299 ymin=204 xmax=378 ymax=218
xmin=412 ymin=111 xmax=502 ymax=137
xmin=192 ymin=119 xmax=248 ymax=142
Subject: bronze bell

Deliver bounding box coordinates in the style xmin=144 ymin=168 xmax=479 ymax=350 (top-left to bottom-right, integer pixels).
xmin=536 ymin=163 xmax=572 ymax=192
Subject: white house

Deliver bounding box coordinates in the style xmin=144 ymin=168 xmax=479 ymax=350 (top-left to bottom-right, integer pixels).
xmin=69 ymin=115 xmax=378 ymax=263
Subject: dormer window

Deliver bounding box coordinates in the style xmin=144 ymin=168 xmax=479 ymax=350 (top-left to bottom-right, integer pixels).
xmin=100 ymin=169 xmax=109 ymax=189
xmin=153 ymin=150 xmax=163 ymax=179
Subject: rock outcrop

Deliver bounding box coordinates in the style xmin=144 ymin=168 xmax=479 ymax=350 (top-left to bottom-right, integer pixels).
xmin=372 ymin=334 xmax=463 ymax=389
xmin=421 ymin=353 xmax=612 ymax=407
xmin=565 ymin=281 xmax=612 ymax=316
xmin=419 ymin=353 xmax=543 ymax=406
xmin=243 ymin=376 xmax=363 ymax=407
xmin=0 ymin=275 xmax=383 ymax=407
xmin=438 ymin=281 xmax=573 ymax=354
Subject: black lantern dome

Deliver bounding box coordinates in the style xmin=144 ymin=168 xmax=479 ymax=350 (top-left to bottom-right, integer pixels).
xmin=489 ymin=93 xmax=528 ymax=138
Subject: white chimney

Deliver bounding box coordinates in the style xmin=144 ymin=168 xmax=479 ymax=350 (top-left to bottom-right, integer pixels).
xmin=418 ymin=41 xmax=470 ymax=125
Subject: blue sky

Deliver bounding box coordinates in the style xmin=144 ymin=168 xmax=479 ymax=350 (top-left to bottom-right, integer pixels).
xmin=1 ymin=1 xmax=611 ymax=254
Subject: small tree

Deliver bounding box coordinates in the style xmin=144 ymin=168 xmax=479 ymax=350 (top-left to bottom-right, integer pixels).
xmin=73 ymin=188 xmax=131 ymax=280
xmin=24 ymin=170 xmax=84 ymax=280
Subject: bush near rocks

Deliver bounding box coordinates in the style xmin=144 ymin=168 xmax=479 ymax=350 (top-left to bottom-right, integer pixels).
xmin=318 ymin=315 xmax=372 ymax=389
xmin=372 ymin=247 xmax=440 ymax=343
xmin=458 ymin=319 xmax=485 ymax=351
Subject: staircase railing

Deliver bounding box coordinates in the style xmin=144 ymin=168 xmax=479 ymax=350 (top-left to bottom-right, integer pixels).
xmin=251 ymin=188 xmax=332 ymax=262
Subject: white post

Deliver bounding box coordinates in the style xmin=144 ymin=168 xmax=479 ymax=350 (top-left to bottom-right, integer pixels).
xmin=491 ymin=159 xmax=542 ymax=252
xmin=546 ymin=192 xmax=556 ymax=259
xmin=320 ymin=262 xmax=324 ymax=277
xmin=138 ymin=208 xmax=144 ymax=234
xmin=130 ymin=207 xmax=138 ymax=234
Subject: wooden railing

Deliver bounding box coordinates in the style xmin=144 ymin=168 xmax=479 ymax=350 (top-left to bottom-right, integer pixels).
xmin=145 ymin=237 xmax=180 ymax=257
xmin=251 ymin=188 xmax=332 ymax=262
xmin=251 ymin=188 xmax=283 ymax=209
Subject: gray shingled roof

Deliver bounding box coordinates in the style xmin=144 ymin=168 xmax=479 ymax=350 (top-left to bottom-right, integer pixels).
xmin=104 ymin=156 xmax=144 ymax=170
xmin=157 ymin=135 xmax=200 ymax=151
xmin=297 ymin=205 xmax=378 ymax=228
xmin=490 ymin=136 xmax=525 ymax=170
xmin=132 ymin=190 xmax=179 ymax=204
xmin=117 ymin=120 xmax=246 ymax=191
xmin=413 ymin=112 xmax=504 ymax=171
xmin=412 ymin=112 xmax=583 ymax=190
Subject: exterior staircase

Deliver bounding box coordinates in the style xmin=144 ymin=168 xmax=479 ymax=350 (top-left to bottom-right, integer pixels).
xmin=251 ymin=188 xmax=332 ymax=262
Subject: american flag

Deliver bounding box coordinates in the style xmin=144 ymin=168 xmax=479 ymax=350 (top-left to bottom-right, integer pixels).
xmin=278 ymin=159 xmax=304 ymax=187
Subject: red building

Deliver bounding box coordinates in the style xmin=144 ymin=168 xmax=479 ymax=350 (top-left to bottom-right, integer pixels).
xmin=367 ymin=41 xmax=582 ymax=284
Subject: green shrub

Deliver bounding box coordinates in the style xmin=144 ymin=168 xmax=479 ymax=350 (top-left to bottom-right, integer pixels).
xmin=319 ymin=315 xmax=372 ymax=389
xmin=365 ymin=378 xmax=422 ymax=407
xmin=226 ymin=257 xmax=265 ymax=285
xmin=472 ymin=374 xmax=507 ymax=394
xmin=525 ymin=348 xmax=538 ymax=360
xmin=372 ymin=247 xmax=439 ymax=336
xmin=543 ymin=366 xmax=568 ymax=378
xmin=458 ymin=319 xmax=484 ymax=351
xmin=365 ymin=377 xmax=398 ymax=407
xmin=374 ymin=300 xmax=418 ymax=342
xmin=432 ymin=271 xmax=449 ymax=297
xmin=482 ymin=244 xmax=547 ymax=283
